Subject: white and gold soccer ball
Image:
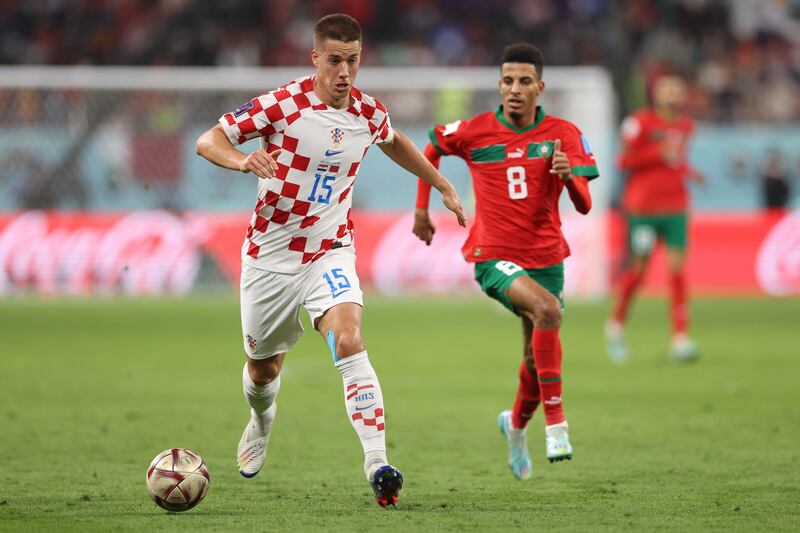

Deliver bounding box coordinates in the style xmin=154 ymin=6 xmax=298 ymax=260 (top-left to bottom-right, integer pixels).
xmin=146 ymin=448 xmax=210 ymax=512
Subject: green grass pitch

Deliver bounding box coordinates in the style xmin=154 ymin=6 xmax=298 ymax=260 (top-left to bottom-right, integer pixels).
xmin=1 ymin=295 xmax=798 ymax=531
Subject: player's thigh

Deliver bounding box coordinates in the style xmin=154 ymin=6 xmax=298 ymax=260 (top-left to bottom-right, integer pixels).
xmin=240 ymin=264 xmax=304 ymax=360
xmin=526 ymin=263 xmax=565 ymax=310
xmin=507 ymin=274 xmax=562 ymax=327
xmin=303 ymin=248 xmax=365 ymax=359
xmin=627 ymin=214 xmax=659 ymax=258
xmin=663 ymin=213 xmax=688 ymax=270
xmin=510 ymin=263 xmax=563 ymax=323
xmin=474 ymin=260 xmax=528 ymax=315
xmin=475 ymin=260 xmax=561 ymax=323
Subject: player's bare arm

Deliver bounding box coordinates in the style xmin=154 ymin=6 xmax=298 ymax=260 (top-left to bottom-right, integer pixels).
xmin=412 ymin=143 xmax=444 ymax=245
xmin=379 ymin=130 xmax=466 ymax=227
xmin=195 ymin=124 xmax=282 ymax=179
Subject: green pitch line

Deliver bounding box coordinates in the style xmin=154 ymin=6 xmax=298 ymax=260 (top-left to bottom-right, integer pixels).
xmin=0 ymin=296 xmax=798 ymax=531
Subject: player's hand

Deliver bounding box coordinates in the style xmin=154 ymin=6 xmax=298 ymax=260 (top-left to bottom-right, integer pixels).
xmin=413 ymin=208 xmax=436 ymax=246
xmin=440 ymin=184 xmax=467 ymax=227
xmin=549 ymin=139 xmax=572 ymax=182
xmin=239 ymin=149 xmax=282 ymax=178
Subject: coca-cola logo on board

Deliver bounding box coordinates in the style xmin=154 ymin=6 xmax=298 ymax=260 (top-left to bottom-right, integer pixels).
xmin=0 ymin=211 xmax=209 ymax=296
xmin=756 ymin=211 xmax=800 ymax=296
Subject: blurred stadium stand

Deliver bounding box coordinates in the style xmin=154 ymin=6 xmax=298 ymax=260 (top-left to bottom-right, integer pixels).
xmin=2 ymin=0 xmax=800 ymax=121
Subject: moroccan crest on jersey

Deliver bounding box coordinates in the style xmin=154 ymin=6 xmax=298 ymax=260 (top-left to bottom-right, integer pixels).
xmin=331 ymin=127 xmax=345 ymax=148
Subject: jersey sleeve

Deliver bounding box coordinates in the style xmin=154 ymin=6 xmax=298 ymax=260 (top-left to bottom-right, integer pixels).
xmin=366 ymin=97 xmax=394 ymax=145
xmin=428 ymin=119 xmax=466 ymax=158
xmin=560 ymin=124 xmax=599 ymax=180
xmin=218 ymin=91 xmax=281 ymax=145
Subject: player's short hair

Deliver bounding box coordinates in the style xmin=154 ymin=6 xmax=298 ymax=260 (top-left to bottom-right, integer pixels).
xmin=501 ymin=43 xmax=544 ymax=78
xmin=314 ymin=14 xmax=362 ymax=48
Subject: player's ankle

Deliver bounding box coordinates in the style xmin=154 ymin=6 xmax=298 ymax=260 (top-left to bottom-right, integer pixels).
xmin=364 ymin=450 xmax=388 ymax=480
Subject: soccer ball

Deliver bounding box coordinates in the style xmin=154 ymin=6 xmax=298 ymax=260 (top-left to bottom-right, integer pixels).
xmin=146 ymin=448 xmax=210 ymax=512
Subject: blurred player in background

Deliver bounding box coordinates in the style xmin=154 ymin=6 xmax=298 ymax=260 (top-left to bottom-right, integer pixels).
xmin=606 ymin=75 xmax=704 ymax=364
xmin=413 ymin=44 xmax=598 ymax=480
xmin=196 ymin=13 xmax=465 ymax=508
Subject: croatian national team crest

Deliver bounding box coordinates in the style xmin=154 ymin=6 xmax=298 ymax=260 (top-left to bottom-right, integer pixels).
xmin=330 ymin=128 xmax=345 ymax=148
xmin=246 ymin=335 xmax=257 ymax=352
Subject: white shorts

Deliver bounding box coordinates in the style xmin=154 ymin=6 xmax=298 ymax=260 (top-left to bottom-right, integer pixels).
xmin=240 ymin=247 xmax=363 ymax=359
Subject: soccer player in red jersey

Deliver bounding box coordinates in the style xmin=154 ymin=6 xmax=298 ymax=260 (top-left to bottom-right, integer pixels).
xmin=606 ymin=75 xmax=704 ymax=364
xmin=413 ymin=43 xmax=598 ymax=480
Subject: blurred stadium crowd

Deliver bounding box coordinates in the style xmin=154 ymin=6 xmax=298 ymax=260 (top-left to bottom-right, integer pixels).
xmin=1 ymin=0 xmax=800 ymax=121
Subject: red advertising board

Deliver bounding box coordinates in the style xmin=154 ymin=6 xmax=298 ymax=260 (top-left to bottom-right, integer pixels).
xmin=0 ymin=210 xmax=797 ymax=297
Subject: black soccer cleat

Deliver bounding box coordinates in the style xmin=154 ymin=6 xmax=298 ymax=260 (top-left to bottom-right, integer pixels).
xmin=370 ymin=465 xmax=403 ymax=508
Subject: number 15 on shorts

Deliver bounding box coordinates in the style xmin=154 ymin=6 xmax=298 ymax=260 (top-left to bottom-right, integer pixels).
xmin=323 ymin=268 xmax=351 ymax=298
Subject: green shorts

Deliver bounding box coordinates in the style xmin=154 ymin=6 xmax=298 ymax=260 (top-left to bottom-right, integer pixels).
xmin=627 ymin=213 xmax=687 ymax=256
xmin=474 ymin=260 xmax=564 ymax=316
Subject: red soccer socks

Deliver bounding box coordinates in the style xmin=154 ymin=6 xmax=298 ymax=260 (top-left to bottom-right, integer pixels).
xmin=531 ymin=328 xmax=565 ymax=426
xmin=669 ymin=270 xmax=688 ymax=335
xmin=612 ymin=269 xmax=644 ymax=325
xmin=511 ymin=360 xmax=541 ymax=429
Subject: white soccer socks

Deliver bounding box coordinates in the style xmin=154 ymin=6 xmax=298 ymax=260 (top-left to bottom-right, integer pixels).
xmin=335 ymin=351 xmax=388 ymax=480
xmin=239 ymin=363 xmax=280 ymax=477
xmin=242 ymin=363 xmax=280 ymax=420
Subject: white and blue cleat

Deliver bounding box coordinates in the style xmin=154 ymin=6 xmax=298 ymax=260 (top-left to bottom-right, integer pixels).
xmin=497 ymin=410 xmax=532 ymax=480
xmin=669 ymin=334 xmax=699 ymax=363
xmin=237 ymin=403 xmax=276 ymax=478
xmin=545 ymin=421 xmax=573 ymax=462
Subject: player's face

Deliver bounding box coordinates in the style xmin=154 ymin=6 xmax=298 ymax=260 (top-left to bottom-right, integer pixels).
xmin=653 ymin=76 xmax=687 ymax=112
xmin=312 ymin=39 xmax=361 ymax=107
xmin=499 ymin=63 xmax=544 ymax=120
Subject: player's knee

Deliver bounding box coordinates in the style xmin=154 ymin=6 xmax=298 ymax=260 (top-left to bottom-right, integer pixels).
xmin=334 ymin=329 xmax=366 ymax=358
xmin=248 ymin=358 xmax=280 ymax=385
xmin=534 ymin=296 xmax=562 ymax=329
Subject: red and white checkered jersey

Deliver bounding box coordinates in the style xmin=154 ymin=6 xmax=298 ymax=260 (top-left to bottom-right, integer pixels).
xmin=219 ymin=75 xmax=393 ymax=273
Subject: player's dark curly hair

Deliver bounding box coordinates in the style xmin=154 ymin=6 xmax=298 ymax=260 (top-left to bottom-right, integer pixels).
xmin=501 ymin=43 xmax=544 ymax=78
xmin=314 ymin=13 xmax=363 ymax=48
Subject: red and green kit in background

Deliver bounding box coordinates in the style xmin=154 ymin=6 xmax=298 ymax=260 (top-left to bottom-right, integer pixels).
xmin=613 ymin=108 xmax=699 ymax=337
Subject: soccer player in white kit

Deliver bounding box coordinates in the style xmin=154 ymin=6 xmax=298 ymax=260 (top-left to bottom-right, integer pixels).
xmin=195 ymin=13 xmax=465 ymax=508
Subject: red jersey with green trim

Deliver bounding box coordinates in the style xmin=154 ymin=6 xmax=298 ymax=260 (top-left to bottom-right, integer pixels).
xmin=429 ymin=106 xmax=599 ymax=269
xmin=618 ymin=109 xmax=695 ymax=215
